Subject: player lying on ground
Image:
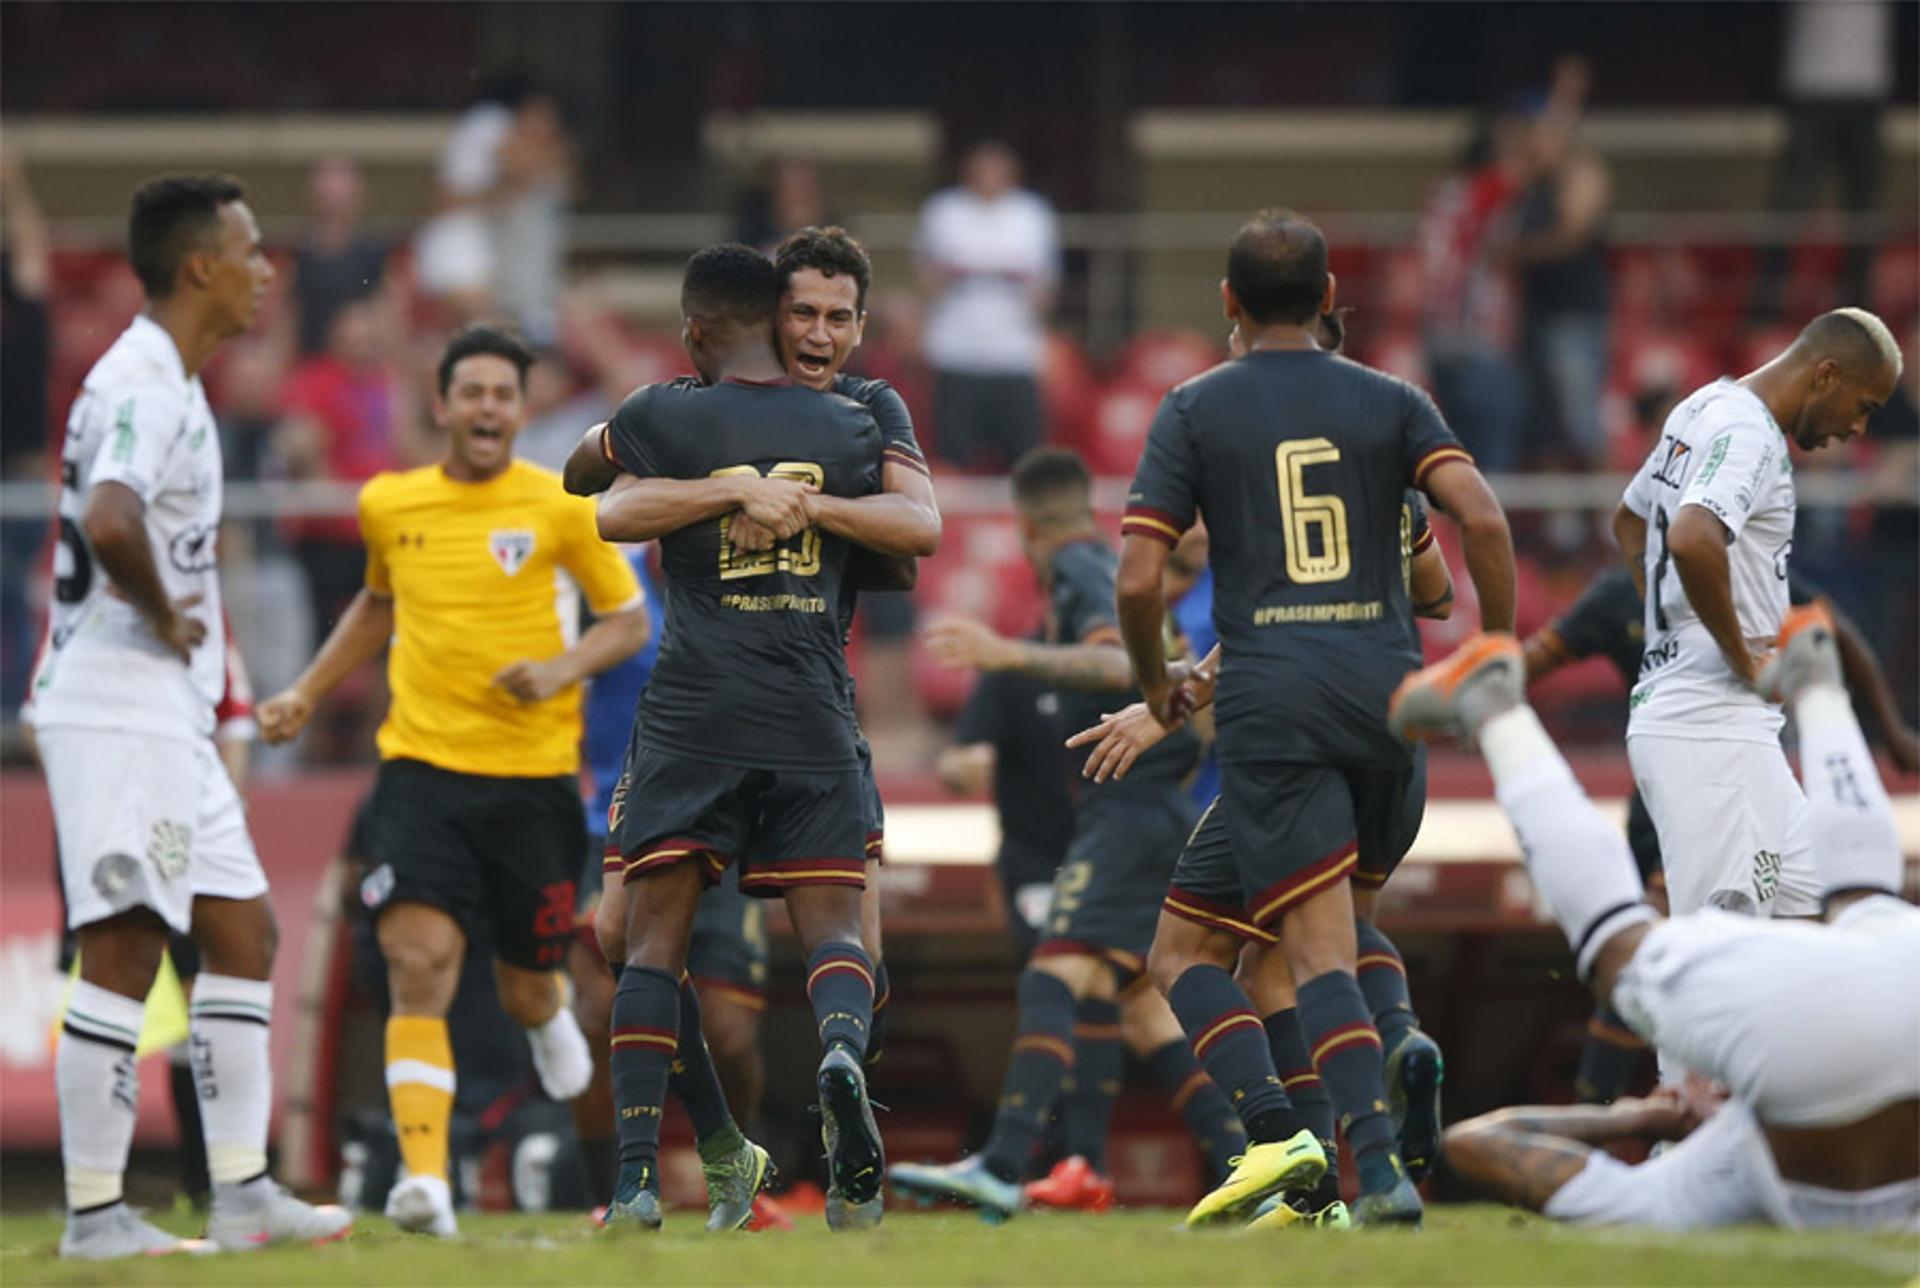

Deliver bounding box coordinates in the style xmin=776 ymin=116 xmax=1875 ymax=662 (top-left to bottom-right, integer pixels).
xmin=30 ymin=175 xmax=347 ymax=1259
xmin=260 ymin=326 xmax=650 ymax=1238
xmin=890 ymin=448 xmax=1240 ymax=1219
xmin=1392 ymin=609 xmax=1918 ymax=1230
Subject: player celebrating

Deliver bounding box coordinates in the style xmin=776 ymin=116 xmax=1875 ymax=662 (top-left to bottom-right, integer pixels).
xmin=570 ymin=245 xmax=916 ymax=1233
xmin=1615 ymin=309 xmax=1902 ymax=918
xmin=1395 ymin=612 xmax=1917 ymax=1231
xmin=259 ymin=325 xmax=650 ymax=1238
xmin=1115 ymin=209 xmax=1514 ymax=1227
xmin=888 ymin=447 xmax=1215 ymax=1219
xmin=28 ymin=175 xmax=350 ymax=1259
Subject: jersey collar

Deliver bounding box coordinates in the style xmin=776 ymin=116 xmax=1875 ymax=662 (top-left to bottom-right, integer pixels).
xmin=721 ymin=375 xmax=797 ymax=388
xmin=127 ymin=314 xmax=192 ymax=388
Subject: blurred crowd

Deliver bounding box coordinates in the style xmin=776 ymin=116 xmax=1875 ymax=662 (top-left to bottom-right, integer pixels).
xmin=2 ymin=44 xmax=1915 ymax=759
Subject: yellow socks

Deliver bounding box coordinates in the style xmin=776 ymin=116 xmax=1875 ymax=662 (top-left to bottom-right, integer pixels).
xmin=385 ymin=1016 xmax=455 ymax=1181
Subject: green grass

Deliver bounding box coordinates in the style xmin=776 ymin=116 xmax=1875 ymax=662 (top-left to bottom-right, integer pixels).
xmin=2 ymin=1205 xmax=1914 ymax=1287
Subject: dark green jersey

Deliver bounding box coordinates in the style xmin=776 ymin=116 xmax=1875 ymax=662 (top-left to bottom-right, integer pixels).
xmin=1124 ymin=349 xmax=1470 ymax=769
xmin=1046 ymin=537 xmax=1203 ymax=803
xmin=603 ymin=376 xmax=881 ymax=771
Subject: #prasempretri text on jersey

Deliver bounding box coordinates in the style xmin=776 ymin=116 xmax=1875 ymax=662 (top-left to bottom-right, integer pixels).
xmin=360 ymin=458 xmax=641 ymax=777
xmin=30 ymin=316 xmax=227 ymax=740
xmin=1622 ymin=379 xmax=1796 ymax=744
xmin=602 ymin=376 xmax=881 ymax=771
xmin=1124 ymin=348 xmax=1470 ymax=769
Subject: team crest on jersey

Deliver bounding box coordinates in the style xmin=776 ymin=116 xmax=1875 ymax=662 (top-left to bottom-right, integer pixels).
xmin=147 ymin=819 xmax=192 ymax=881
xmin=489 ymin=530 xmax=536 ymax=576
xmin=168 ymin=523 xmax=218 ymax=573
xmin=1649 ymin=435 xmax=1693 ymax=489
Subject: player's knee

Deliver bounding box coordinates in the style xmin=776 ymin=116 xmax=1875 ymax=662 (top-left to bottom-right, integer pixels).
xmin=1147 ymin=939 xmax=1194 ymax=997
xmin=701 ymin=998 xmax=761 ymax=1062
xmin=594 ymin=896 xmax=627 ymax=966
xmin=192 ymin=896 xmax=278 ymax=979
xmin=497 ymin=968 xmax=561 ymax=1028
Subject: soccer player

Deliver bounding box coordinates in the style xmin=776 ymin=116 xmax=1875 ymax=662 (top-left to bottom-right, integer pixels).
xmin=568 ymin=245 xmax=917 ymax=1233
xmin=1396 ymin=612 xmax=1917 ymax=1231
xmin=1524 ymin=563 xmax=1919 ymax=1103
xmin=888 ymin=447 xmax=1222 ymax=1218
xmin=258 ymin=325 xmax=650 ymax=1238
xmin=1615 ymin=309 xmax=1902 ymax=919
xmin=1115 ymin=209 xmax=1514 ymax=1227
xmin=28 ymin=175 xmax=350 ymax=1259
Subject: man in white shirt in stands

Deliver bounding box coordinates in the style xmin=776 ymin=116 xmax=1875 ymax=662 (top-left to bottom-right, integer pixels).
xmin=1613 ymin=308 xmax=1902 ymax=918
xmin=914 ymin=141 xmax=1059 ymax=471
xmin=28 ymin=175 xmax=349 ymax=1259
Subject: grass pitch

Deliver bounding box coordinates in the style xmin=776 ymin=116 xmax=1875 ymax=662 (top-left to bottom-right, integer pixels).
xmin=3 ymin=1204 xmax=1914 ymax=1287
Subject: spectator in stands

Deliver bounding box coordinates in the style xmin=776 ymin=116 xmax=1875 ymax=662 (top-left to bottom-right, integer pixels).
xmin=414 ymin=74 xmax=535 ymax=326
xmin=1749 ymin=0 xmax=1894 ymax=324
xmin=277 ymin=295 xmax=419 ymax=636
xmin=216 ymin=340 xmax=290 ymax=484
xmin=1512 ymin=58 xmax=1613 ymax=469
xmin=1417 ymin=109 xmax=1529 ymax=474
xmin=517 ymin=295 xmax=657 ymax=472
xmin=493 ymin=90 xmax=575 ymax=347
xmin=915 ymin=141 xmax=1059 ymax=471
xmin=0 ymin=156 xmax=50 ymax=720
xmin=293 ymin=157 xmax=388 ymax=357
xmin=734 ymin=158 xmax=830 ymax=256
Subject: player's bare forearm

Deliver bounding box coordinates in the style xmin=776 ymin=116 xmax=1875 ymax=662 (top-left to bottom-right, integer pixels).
xmin=1442 ymin=1115 xmax=1601 ymax=1212
xmin=1613 ymin=504 xmax=1648 ymax=600
xmin=1410 ymin=541 xmax=1455 ymax=620
xmin=294 ymin=589 xmax=394 ymax=700
xmin=809 ymin=491 xmax=940 ymax=558
xmin=1423 ymin=461 xmax=1515 ymax=632
xmin=1670 ymin=506 xmax=1754 ymax=681
xmin=1523 ymin=632 xmax=1569 ymax=684
xmin=82 ymin=481 xmax=175 ymax=627
xmin=597 ymin=475 xmax=746 ymax=542
xmin=1005 ymin=639 xmax=1136 ymax=690
xmin=563 ymin=423 xmax=619 ymax=496
xmin=1116 ymin=534 xmax=1175 ymax=707
xmin=551 ymin=602 xmax=650 ymax=688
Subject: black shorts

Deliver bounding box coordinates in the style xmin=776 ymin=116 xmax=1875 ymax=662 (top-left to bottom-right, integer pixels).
xmin=1165 ymin=759 xmax=1421 ymax=939
xmin=931 ymin=370 xmax=1042 ymax=471
xmin=1034 ymin=791 xmax=1196 ymax=981
xmin=857 ymin=733 xmax=886 ymax=864
xmin=603 ymin=743 xmax=867 ymax=897
xmin=360 ymin=758 xmax=583 ymax=970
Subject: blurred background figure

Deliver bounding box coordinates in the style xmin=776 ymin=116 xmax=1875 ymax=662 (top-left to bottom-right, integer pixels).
xmin=1749 ymin=0 xmax=1893 ymax=324
xmin=915 ymin=141 xmax=1059 ymax=471
xmin=413 ymin=78 xmax=522 ymax=324
xmin=293 ymin=158 xmax=389 ymax=359
xmin=0 ymin=156 xmax=51 ymax=719
xmin=734 ymin=158 xmax=830 ymax=256
xmin=1512 ymin=58 xmax=1613 ymax=471
xmin=492 ymin=89 xmax=574 ymax=347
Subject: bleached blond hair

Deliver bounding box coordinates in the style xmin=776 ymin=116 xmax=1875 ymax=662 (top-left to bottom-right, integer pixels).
xmin=1817 ymin=307 xmax=1905 ymax=381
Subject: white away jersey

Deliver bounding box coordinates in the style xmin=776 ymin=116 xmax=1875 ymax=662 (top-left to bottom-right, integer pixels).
xmin=1622 ymin=379 xmax=1795 ymax=744
xmin=28 ymin=316 xmax=226 ymax=740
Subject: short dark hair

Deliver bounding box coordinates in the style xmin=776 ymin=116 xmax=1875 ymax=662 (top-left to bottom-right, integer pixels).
xmin=774 ymin=226 xmax=872 ymax=312
xmin=1011 ymin=446 xmax=1091 ymax=509
xmin=682 ymin=243 xmax=779 ymax=329
xmin=1227 ymin=209 xmax=1329 ymax=327
xmin=437 ymin=323 xmax=535 ymax=395
xmin=128 ymin=174 xmax=245 ymax=299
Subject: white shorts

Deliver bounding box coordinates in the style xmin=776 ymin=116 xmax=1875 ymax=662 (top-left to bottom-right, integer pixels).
xmin=39 ymin=727 xmax=267 ymax=935
xmin=1613 ymin=901 xmax=1920 ymax=1128
xmin=1545 ymin=1098 xmax=1920 ymax=1231
xmin=1627 ymin=733 xmax=1819 ymax=917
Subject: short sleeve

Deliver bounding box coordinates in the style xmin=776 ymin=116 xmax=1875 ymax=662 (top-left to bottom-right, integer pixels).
xmin=1679 ymin=419 xmax=1775 ymax=539
xmin=557 ymin=493 xmax=642 ymax=615
xmin=952 ymin=670 xmax=1009 ymax=747
xmin=358 ymin=479 xmax=392 ymax=596
xmin=603 ymin=386 xmax=664 ymax=478
xmin=1621 ymin=442 xmax=1659 ymax=518
xmin=1550 ymin=569 xmax=1636 ymax=662
xmin=1051 ymin=546 xmax=1120 ymax=646
xmin=1403 ymin=383 xmax=1474 ymax=492
xmin=87 ymin=384 xmax=187 ymax=504
xmin=1406 ymin=492 xmax=1435 ymax=556
xmin=1123 ymin=391 xmax=1200 ymax=547
xmin=867 ymin=382 xmax=930 ymax=480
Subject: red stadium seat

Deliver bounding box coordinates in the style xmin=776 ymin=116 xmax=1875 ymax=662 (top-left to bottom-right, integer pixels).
xmin=1041 ymin=331 xmax=1100 ymax=456
xmin=1084 ymin=380 xmax=1164 ymax=476
xmin=1113 ymin=330 xmax=1220 ymax=392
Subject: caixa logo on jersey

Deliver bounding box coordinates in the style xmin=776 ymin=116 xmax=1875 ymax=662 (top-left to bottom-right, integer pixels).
xmin=168 ymin=523 xmax=218 ymax=573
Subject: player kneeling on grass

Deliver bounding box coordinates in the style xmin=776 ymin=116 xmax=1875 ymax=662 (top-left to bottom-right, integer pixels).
xmin=1392 ymin=609 xmax=1918 ymax=1231
xmin=260 ymin=325 xmax=651 ymax=1239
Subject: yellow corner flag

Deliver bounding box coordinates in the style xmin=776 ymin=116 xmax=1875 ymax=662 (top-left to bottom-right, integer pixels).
xmin=51 ymin=951 xmax=192 ymax=1058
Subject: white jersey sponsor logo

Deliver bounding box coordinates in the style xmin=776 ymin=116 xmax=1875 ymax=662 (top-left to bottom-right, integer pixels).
xmin=1622 ymin=380 xmax=1794 ymax=745
xmin=28 ymin=316 xmax=226 ymax=740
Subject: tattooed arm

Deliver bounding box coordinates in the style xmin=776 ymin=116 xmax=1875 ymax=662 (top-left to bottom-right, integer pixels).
xmin=923 ymin=617 xmax=1134 ymax=691
xmin=1443 ymin=1098 xmax=1692 ymax=1212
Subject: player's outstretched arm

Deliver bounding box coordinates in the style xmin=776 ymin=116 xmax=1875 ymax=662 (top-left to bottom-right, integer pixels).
xmin=495 ymin=599 xmax=649 ymax=703
xmin=82 ymin=480 xmax=205 ymax=662
xmin=1667 ymin=506 xmax=1759 ymax=682
xmin=807 ymin=458 xmax=942 ymax=559
xmin=1422 ymin=461 xmax=1515 ymax=633
xmin=258 ymin=589 xmax=394 ymax=743
xmin=1444 ymin=1097 xmax=1687 ymax=1214
xmin=1065 ymin=644 xmax=1220 ymax=782
xmin=923 ymin=616 xmax=1135 ymax=689
xmin=596 ymin=472 xmax=813 ymax=543
xmin=563 ymin=422 xmax=620 ymax=496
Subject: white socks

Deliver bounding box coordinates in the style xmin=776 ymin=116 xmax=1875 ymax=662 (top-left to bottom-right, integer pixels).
xmin=1479 ymin=706 xmax=1656 ymax=981
xmin=526 ymin=1006 xmax=592 ymax=1101
xmin=1793 ymin=685 xmax=1903 ymax=901
xmin=189 ymin=974 xmax=274 ymax=1187
xmin=58 ymin=981 xmax=144 ymax=1212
